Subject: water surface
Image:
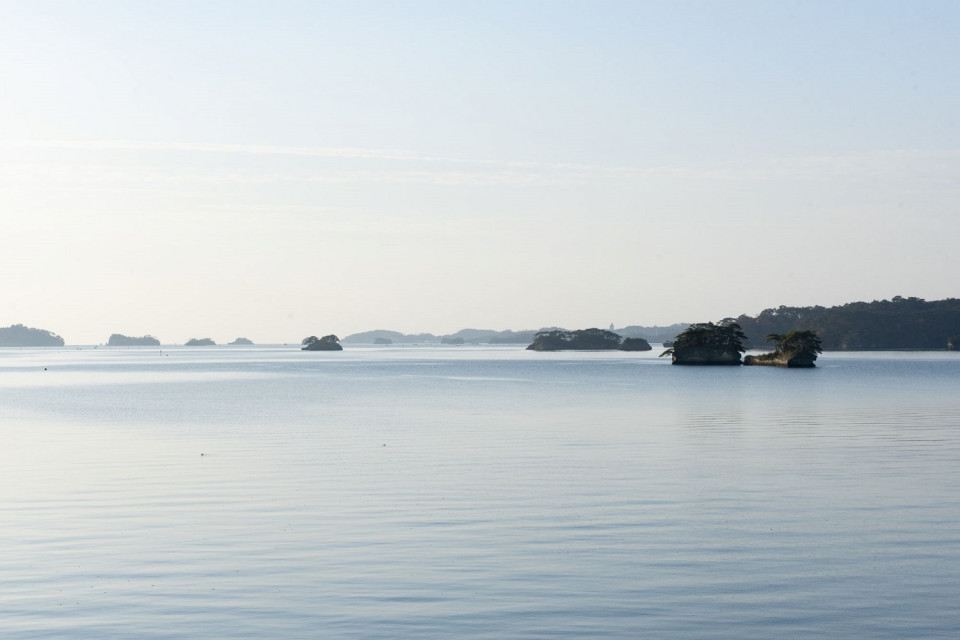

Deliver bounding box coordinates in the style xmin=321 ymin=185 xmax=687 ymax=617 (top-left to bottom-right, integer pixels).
xmin=1 ymin=346 xmax=958 ymax=638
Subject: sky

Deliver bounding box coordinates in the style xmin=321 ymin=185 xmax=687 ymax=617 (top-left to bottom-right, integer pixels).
xmin=1 ymin=0 xmax=959 ymax=344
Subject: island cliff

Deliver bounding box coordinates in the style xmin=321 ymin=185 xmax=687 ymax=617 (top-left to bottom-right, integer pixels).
xmin=743 ymin=330 xmax=822 ymax=368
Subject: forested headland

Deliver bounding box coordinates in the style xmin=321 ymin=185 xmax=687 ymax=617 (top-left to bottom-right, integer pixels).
xmin=736 ymin=297 xmax=960 ymax=350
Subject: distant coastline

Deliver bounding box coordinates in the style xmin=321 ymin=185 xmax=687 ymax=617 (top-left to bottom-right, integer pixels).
xmin=5 ymin=296 xmax=960 ymax=351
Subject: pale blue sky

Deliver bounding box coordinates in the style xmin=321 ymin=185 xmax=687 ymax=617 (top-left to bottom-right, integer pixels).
xmin=1 ymin=1 xmax=958 ymax=343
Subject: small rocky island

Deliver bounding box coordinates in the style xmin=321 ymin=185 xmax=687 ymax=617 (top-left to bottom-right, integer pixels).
xmin=743 ymin=330 xmax=822 ymax=367
xmin=302 ymin=335 xmax=343 ymax=351
xmin=108 ymin=333 xmax=160 ymax=346
xmin=661 ymin=321 xmax=746 ymax=365
xmin=185 ymin=338 xmax=216 ymax=346
xmin=229 ymin=337 xmax=254 ymax=345
xmin=526 ymin=328 xmax=625 ymax=351
xmin=618 ymin=337 xmax=652 ymax=351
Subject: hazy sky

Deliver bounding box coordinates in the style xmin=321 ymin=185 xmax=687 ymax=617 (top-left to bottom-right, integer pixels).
xmin=2 ymin=1 xmax=958 ymax=344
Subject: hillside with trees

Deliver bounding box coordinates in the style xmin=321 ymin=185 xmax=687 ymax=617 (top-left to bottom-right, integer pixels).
xmin=0 ymin=324 xmax=65 ymax=347
xmin=736 ymin=297 xmax=960 ymax=350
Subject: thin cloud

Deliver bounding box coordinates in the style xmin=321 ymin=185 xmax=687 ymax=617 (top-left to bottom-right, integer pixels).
xmin=3 ymin=139 xmax=959 ymax=187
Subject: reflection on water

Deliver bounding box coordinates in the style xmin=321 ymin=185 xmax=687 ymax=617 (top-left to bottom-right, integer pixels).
xmin=1 ymin=346 xmax=959 ymax=638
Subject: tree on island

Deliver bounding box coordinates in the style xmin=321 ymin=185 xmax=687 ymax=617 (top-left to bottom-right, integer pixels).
xmin=744 ymin=329 xmax=823 ymax=367
xmin=661 ymin=320 xmax=747 ymax=365
xmin=185 ymin=338 xmax=215 ymax=346
xmin=302 ymin=335 xmax=343 ymax=351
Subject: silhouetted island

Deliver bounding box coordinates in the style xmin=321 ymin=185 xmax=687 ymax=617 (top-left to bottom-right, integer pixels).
xmin=229 ymin=337 xmax=254 ymax=345
xmin=618 ymin=337 xmax=652 ymax=351
xmin=744 ymin=330 xmax=822 ymax=367
xmin=108 ymin=333 xmax=160 ymax=346
xmin=0 ymin=324 xmax=64 ymax=347
xmin=302 ymin=335 xmax=343 ymax=351
xmin=185 ymin=338 xmax=215 ymax=346
xmin=661 ymin=321 xmax=746 ymax=365
xmin=526 ymin=328 xmax=623 ymax=351
xmin=342 ymin=328 xmax=538 ymax=345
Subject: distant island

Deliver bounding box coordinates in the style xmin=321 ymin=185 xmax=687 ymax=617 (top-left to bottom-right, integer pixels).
xmin=185 ymin=338 xmax=215 ymax=346
xmin=342 ymin=328 xmax=536 ymax=345
xmin=342 ymin=329 xmax=438 ymax=344
xmin=108 ymin=333 xmax=160 ymax=346
xmin=302 ymin=335 xmax=343 ymax=351
xmin=229 ymin=337 xmax=254 ymax=345
xmin=0 ymin=324 xmax=64 ymax=347
xmin=612 ymin=323 xmax=688 ymax=343
xmin=619 ymin=337 xmax=652 ymax=351
xmin=526 ymin=328 xmax=651 ymax=351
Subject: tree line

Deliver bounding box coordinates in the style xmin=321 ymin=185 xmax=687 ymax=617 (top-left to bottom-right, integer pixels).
xmin=735 ymin=297 xmax=960 ymax=350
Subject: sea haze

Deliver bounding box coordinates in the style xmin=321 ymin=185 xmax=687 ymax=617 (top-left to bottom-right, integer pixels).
xmin=1 ymin=346 xmax=959 ymax=638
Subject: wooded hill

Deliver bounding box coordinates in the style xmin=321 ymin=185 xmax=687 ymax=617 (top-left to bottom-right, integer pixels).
xmin=736 ymin=297 xmax=960 ymax=350
xmin=0 ymin=324 xmax=64 ymax=347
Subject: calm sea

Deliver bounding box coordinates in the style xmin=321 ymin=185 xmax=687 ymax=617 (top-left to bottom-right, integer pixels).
xmin=1 ymin=345 xmax=959 ymax=638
